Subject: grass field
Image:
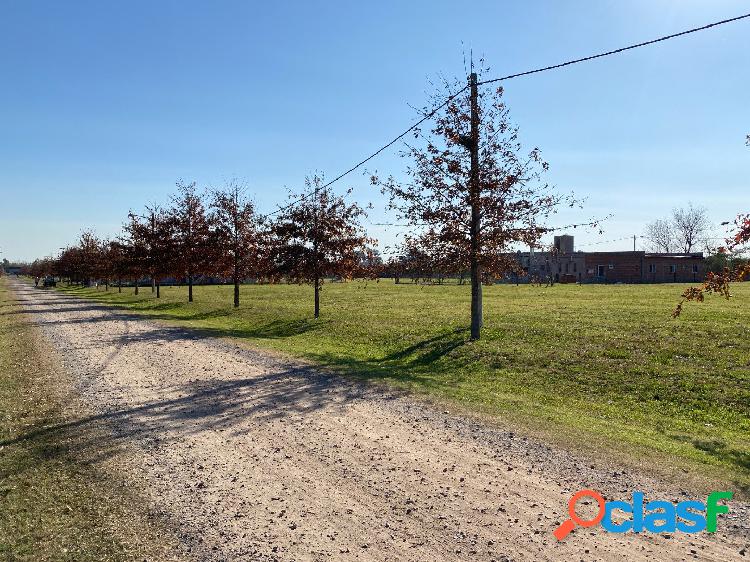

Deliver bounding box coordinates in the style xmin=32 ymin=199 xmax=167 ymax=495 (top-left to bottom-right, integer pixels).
xmin=0 ymin=279 xmax=175 ymax=560
xmin=56 ymin=279 xmax=750 ymax=489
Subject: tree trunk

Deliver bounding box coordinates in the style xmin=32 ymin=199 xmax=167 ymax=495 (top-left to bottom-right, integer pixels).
xmin=188 ymin=274 xmax=193 ymax=303
xmin=118 ymin=278 xmax=122 ymax=293
xmin=156 ymin=283 xmax=160 ymax=298
xmin=314 ymin=276 xmax=320 ymax=319
xmin=234 ymin=279 xmax=240 ymax=308
xmin=152 ymin=278 xmax=156 ymax=293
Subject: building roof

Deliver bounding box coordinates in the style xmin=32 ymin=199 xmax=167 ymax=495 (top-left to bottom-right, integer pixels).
xmin=644 ymin=253 xmax=703 ymax=259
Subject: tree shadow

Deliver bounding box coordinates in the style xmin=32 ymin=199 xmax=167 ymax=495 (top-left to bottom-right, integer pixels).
xmin=303 ymin=328 xmax=469 ymax=389
xmin=0 ymin=360 xmax=389 ymax=478
xmin=381 ymin=327 xmax=468 ymax=367
xmin=668 ymin=434 xmax=750 ymax=488
xmin=2 ymin=282 xmax=472 ymax=477
xmin=9 ymin=293 xmax=326 ymax=341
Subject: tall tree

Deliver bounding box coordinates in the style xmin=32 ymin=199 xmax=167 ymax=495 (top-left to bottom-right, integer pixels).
xmin=127 ymin=206 xmax=173 ymax=298
xmin=123 ymin=212 xmax=150 ymax=294
xmin=105 ymin=239 xmax=131 ymax=293
xmin=170 ymin=181 xmax=213 ymax=303
xmin=373 ymin=69 xmax=573 ymax=339
xmin=645 ymin=203 xmax=711 ymax=254
xmin=643 ymin=218 xmax=675 ymax=253
xmin=211 ymin=180 xmax=267 ymax=307
xmin=272 ymin=174 xmax=375 ymax=319
xmin=76 ymin=230 xmax=104 ymax=286
xmin=672 ymin=203 xmax=710 ymax=253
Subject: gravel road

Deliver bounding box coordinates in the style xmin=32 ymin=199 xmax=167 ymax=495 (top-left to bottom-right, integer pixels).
xmin=9 ymin=280 xmax=749 ymax=561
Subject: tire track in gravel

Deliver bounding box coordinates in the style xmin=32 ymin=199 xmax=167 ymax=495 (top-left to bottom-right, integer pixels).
xmin=9 ymin=280 xmax=749 ymax=561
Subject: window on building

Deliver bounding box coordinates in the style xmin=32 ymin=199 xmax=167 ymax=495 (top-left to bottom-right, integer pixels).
xmin=669 ymin=265 xmax=677 ymax=273
xmin=648 ymin=264 xmax=656 ymax=273
xmin=608 ymin=264 xmax=614 ymax=270
xmin=573 ymin=262 xmax=577 ymax=273
xmin=693 ymin=264 xmax=699 ymax=273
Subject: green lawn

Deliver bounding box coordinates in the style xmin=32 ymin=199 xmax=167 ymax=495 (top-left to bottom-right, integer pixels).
xmin=57 ymin=279 xmax=750 ymax=489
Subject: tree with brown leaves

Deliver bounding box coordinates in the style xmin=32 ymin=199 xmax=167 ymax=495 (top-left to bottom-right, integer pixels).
xmin=674 ymin=213 xmax=750 ymax=317
xmin=122 ymin=213 xmax=149 ymax=294
xmin=673 ymin=137 xmax=749 ymax=316
xmin=104 ymin=239 xmax=131 ymax=293
xmin=272 ymin=174 xmax=375 ymax=319
xmin=170 ymin=181 xmax=214 ymax=303
xmin=211 ymin=180 xmax=268 ymax=308
xmin=373 ymin=69 xmax=574 ymax=339
xmin=76 ymin=230 xmax=104 ymax=286
xmin=125 ymin=206 xmax=174 ymax=298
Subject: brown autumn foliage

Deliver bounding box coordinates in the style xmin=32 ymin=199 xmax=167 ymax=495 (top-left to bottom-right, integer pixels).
xmin=169 ymin=180 xmax=215 ymax=303
xmin=211 ymin=180 xmax=268 ymax=308
xmin=124 ymin=206 xmax=174 ymax=298
xmin=673 ymin=136 xmax=750 ymax=317
xmin=104 ymin=239 xmax=130 ymax=292
xmin=372 ymin=67 xmax=577 ymax=338
xmin=272 ymin=174 xmax=375 ymax=318
xmin=673 ymin=213 xmax=750 ymax=317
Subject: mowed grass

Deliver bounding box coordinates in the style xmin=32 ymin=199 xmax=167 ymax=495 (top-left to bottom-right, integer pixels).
xmin=57 ymin=280 xmax=750 ymax=489
xmin=0 ymin=279 xmax=176 ymax=560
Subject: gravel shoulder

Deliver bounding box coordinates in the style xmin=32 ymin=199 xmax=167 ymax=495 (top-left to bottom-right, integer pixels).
xmin=8 ymin=279 xmax=749 ymax=561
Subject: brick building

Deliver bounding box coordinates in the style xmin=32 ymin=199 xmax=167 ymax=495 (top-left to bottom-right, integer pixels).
xmin=581 ymin=252 xmax=704 ymax=283
xmin=514 ymin=236 xmax=705 ymax=284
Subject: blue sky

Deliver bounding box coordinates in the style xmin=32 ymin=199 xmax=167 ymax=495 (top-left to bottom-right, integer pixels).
xmin=1 ymin=0 xmax=748 ymax=261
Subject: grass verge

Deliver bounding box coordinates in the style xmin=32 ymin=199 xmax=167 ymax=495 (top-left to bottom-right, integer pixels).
xmin=0 ymin=278 xmax=180 ymax=561
xmin=55 ymin=279 xmax=750 ymax=492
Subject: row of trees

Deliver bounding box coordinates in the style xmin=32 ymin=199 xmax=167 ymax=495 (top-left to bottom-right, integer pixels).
xmin=44 ymin=177 xmax=375 ymax=318
xmin=30 ymin=70 xmax=571 ymax=338
xmin=28 ymin=69 xmax=743 ymax=335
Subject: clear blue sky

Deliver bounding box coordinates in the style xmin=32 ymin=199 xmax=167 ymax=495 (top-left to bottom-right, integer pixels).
xmin=1 ymin=0 xmax=748 ymax=262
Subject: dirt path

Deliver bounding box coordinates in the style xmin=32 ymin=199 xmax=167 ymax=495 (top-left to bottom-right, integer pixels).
xmin=8 ymin=280 xmax=748 ymax=561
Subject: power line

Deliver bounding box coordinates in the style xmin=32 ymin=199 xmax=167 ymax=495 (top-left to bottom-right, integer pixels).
xmin=478 ymin=12 xmax=750 ymax=86
xmin=266 ymin=86 xmax=468 ymax=217
xmin=577 ymin=236 xmax=633 ymax=248
xmin=268 ymin=12 xmax=750 ymax=217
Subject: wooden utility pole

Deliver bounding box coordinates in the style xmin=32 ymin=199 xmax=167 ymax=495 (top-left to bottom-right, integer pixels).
xmin=633 ymin=234 xmax=637 ymax=251
xmin=149 ymin=211 xmax=156 ymax=294
xmin=313 ymin=180 xmax=321 ymax=319
xmin=468 ymin=72 xmax=482 ymax=340
xmin=233 ymin=187 xmax=241 ymax=308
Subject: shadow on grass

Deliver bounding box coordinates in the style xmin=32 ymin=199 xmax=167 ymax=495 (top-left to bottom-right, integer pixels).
xmin=383 ymin=327 xmax=468 ymax=367
xmin=13 ymin=288 xmax=327 ymax=340
xmin=668 ymin=434 xmax=750 ymax=487
xmin=17 ymin=283 xmax=469 ymax=379
xmin=9 ymin=280 xmax=750 ymax=492
xmin=302 ymin=328 xmax=470 ymax=391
